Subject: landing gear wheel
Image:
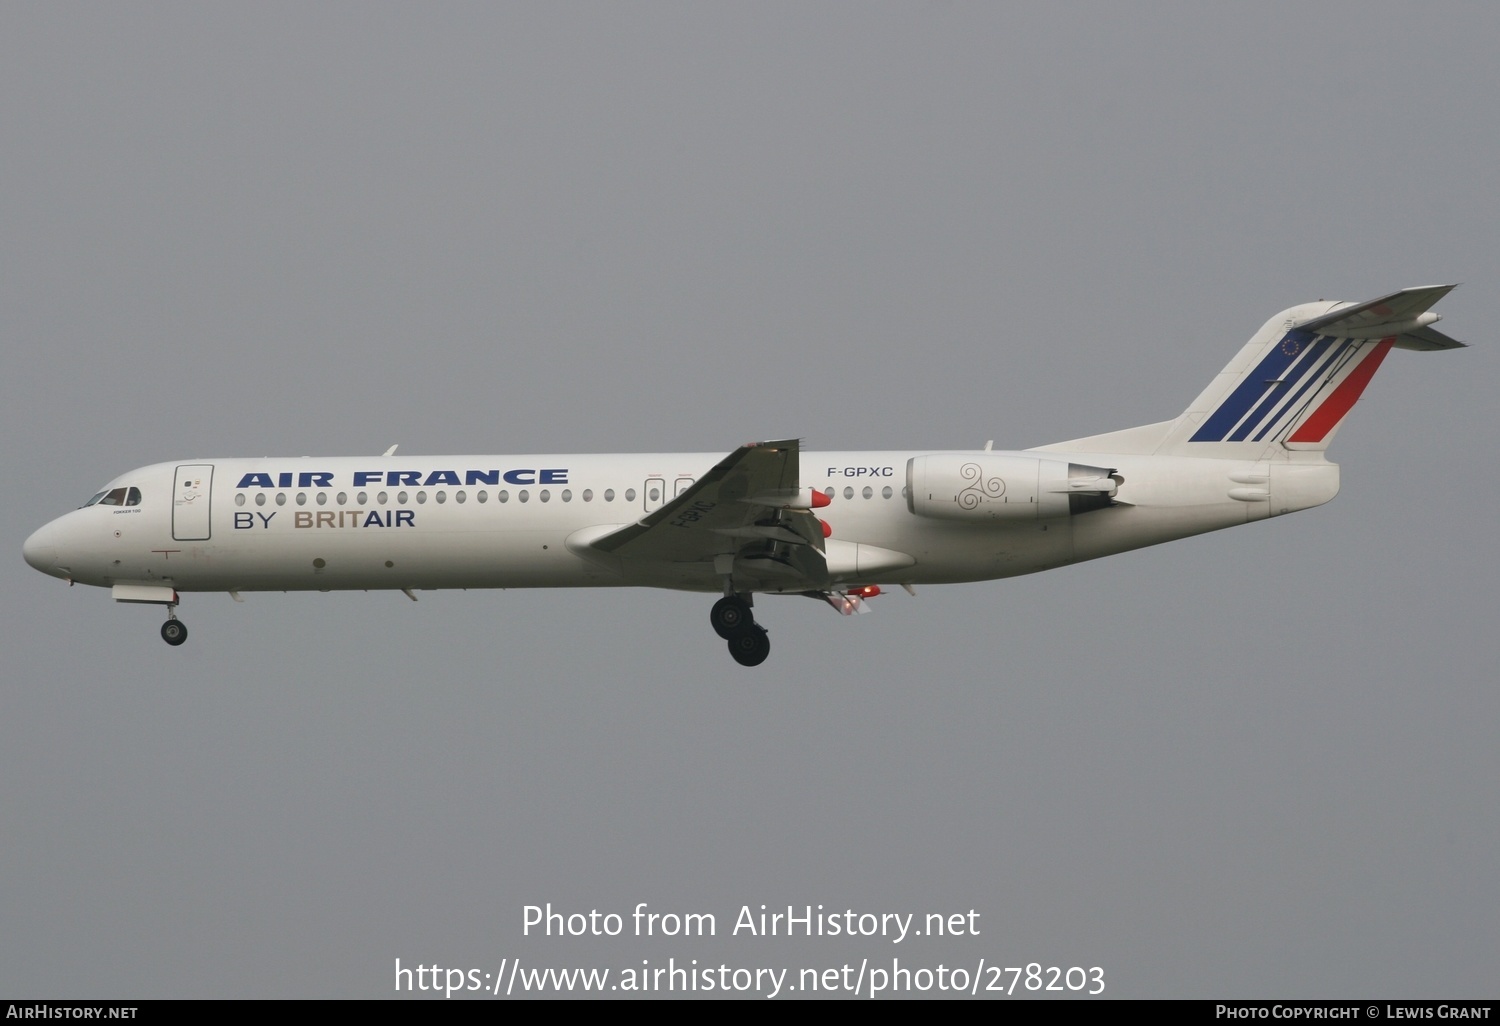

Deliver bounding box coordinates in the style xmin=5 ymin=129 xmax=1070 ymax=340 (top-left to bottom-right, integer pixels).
xmin=710 ymin=596 xmax=754 ymax=639
xmin=727 ymin=625 xmax=771 ymax=667
xmin=160 ymin=619 xmax=188 ymax=646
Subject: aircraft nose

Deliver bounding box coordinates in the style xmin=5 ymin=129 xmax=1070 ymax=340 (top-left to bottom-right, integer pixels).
xmin=23 ymin=522 xmax=58 ymax=573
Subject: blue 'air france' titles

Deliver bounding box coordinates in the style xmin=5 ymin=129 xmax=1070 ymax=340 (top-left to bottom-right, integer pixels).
xmin=234 ymin=469 xmax=570 ymax=489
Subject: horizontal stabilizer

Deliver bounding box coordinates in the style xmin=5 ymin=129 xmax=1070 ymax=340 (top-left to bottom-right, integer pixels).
xmin=1395 ymin=324 xmax=1467 ymax=352
xmin=1296 ymin=285 xmax=1465 ymax=349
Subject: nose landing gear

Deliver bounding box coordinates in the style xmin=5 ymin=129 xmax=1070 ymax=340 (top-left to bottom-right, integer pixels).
xmin=160 ymin=605 xmax=187 ymax=646
xmin=112 ymin=585 xmax=189 ymax=646
xmin=710 ymin=595 xmax=770 ymax=666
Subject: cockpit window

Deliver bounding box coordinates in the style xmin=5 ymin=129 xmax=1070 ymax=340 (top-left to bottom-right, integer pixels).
xmin=86 ymin=486 xmax=142 ymax=507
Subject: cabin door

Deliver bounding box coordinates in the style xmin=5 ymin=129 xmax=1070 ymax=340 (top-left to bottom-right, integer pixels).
xmin=172 ymin=464 xmax=214 ymax=541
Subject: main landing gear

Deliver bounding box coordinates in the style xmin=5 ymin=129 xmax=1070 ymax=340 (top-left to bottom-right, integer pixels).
xmin=710 ymin=595 xmax=770 ymax=667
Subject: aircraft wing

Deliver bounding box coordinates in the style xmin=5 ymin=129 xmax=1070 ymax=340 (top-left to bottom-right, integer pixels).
xmin=587 ymin=439 xmax=831 ymax=589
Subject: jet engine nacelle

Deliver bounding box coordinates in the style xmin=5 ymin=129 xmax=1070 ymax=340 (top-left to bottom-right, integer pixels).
xmin=906 ymin=453 xmax=1118 ymax=522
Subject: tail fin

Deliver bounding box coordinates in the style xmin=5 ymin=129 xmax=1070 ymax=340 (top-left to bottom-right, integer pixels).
xmin=1157 ymin=285 xmax=1463 ymax=457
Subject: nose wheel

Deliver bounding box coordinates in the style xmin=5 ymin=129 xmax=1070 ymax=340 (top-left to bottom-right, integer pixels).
xmin=160 ymin=608 xmax=188 ymax=646
xmin=710 ymin=595 xmax=770 ymax=666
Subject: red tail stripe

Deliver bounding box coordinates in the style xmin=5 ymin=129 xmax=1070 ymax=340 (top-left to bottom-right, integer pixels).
xmin=1287 ymin=338 xmax=1394 ymax=444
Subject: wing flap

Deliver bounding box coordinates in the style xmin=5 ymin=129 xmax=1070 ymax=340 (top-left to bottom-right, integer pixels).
xmin=587 ymin=439 xmax=830 ymax=590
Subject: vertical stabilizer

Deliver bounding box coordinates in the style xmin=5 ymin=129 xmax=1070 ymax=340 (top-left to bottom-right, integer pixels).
xmin=1157 ymin=286 xmax=1462 ymax=458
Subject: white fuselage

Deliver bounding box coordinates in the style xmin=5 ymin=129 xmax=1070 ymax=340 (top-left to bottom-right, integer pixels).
xmin=20 ymin=286 xmax=1455 ymax=664
xmin=22 ymin=449 xmax=1338 ymax=596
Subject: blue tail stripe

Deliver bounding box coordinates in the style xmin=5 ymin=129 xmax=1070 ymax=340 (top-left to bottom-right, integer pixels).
xmin=1250 ymin=338 xmax=1355 ymax=442
xmin=1227 ymin=336 xmax=1336 ymax=441
xmin=1190 ymin=330 xmax=1314 ymax=442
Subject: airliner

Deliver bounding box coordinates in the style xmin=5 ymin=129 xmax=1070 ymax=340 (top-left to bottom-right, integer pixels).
xmin=23 ymin=286 xmax=1463 ymax=665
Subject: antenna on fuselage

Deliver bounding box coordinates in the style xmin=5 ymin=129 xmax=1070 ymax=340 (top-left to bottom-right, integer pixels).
xmin=382 ymin=444 xmax=399 ymax=456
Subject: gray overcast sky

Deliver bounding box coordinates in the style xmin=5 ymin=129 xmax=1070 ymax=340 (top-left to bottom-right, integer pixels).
xmin=3 ymin=2 xmax=1495 ymax=999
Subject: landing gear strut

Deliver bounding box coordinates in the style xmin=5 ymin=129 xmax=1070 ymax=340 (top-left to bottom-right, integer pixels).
xmin=710 ymin=594 xmax=770 ymax=666
xmin=160 ymin=607 xmax=188 ymax=646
